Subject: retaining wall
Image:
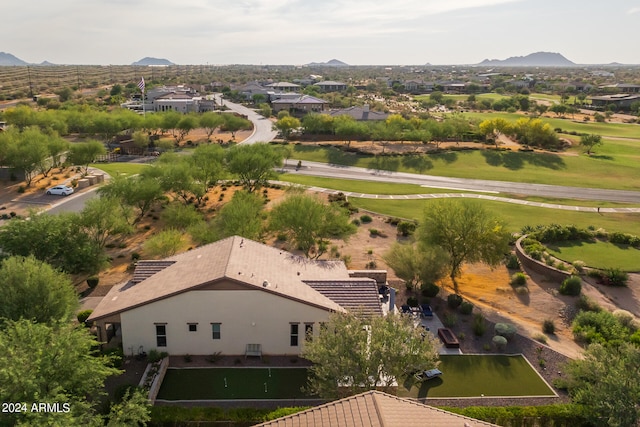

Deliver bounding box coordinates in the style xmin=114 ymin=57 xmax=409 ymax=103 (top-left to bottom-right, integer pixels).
xmin=515 ymin=236 xmax=571 ymax=283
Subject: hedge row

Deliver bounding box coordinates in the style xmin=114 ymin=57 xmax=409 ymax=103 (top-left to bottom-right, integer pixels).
xmin=443 ymin=404 xmax=592 ymax=427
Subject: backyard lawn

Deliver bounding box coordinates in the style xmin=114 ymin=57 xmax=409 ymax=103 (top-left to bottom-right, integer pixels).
xmin=546 ymin=240 xmax=640 ymax=271
xmin=397 ymin=355 xmax=555 ymax=398
xmin=91 ymin=162 xmax=149 ymax=176
xmin=157 ymin=367 xmax=312 ymax=400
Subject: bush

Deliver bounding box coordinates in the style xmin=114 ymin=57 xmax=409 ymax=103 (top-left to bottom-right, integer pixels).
xmin=447 ymin=294 xmax=463 ymax=309
xmin=131 ymin=252 xmax=141 ymax=261
xmin=603 ymin=268 xmax=629 ymax=287
xmin=397 ymin=221 xmax=417 ymax=236
xmin=494 ymin=323 xmax=517 ymax=341
xmin=559 ymin=276 xmax=582 ymax=296
xmin=148 ymin=349 xmax=168 ymax=363
xmin=359 ymin=214 xmax=373 ymax=224
xmin=543 ymin=319 xmax=556 ymax=334
xmin=572 ymin=260 xmax=586 ymax=273
xmin=514 ymin=286 xmax=529 ymax=295
xmin=505 ymin=254 xmax=520 ymax=269
xmin=460 ymin=301 xmax=474 ymax=315
xmin=534 ymin=333 xmax=548 ymax=344
xmin=492 ymin=335 xmax=508 ymax=351
xmin=421 ymin=282 xmax=440 ymax=298
xmin=407 ymin=296 xmax=419 ymax=307
xmin=443 ymin=313 xmax=458 ymax=327
xmin=86 ymin=276 xmax=99 ymax=288
xmin=77 ymin=309 xmax=93 ymax=325
xmin=472 ymin=313 xmax=486 ymax=336
xmin=510 ymin=272 xmax=527 ymax=286
xmin=576 ymin=294 xmax=601 ymax=312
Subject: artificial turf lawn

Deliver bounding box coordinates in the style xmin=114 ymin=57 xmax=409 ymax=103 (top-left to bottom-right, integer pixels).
xmin=157 ymin=367 xmax=312 ymax=400
xmin=397 ymin=355 xmax=555 ymax=398
xmin=545 ymin=240 xmax=640 ymax=271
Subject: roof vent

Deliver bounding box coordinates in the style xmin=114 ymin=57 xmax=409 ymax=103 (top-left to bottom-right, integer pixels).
xmin=263 ymin=280 xmax=270 ymax=287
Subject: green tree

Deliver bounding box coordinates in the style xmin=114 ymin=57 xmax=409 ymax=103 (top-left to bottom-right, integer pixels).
xmin=478 ymin=118 xmax=512 ymax=147
xmin=225 ymin=143 xmax=283 ymax=192
xmin=143 ymin=229 xmax=185 ymax=258
xmin=98 ymin=174 xmax=163 ymax=224
xmin=105 ymin=388 xmax=151 ymax=427
xmin=79 ymin=196 xmax=133 ymax=248
xmin=132 ymin=130 xmax=150 ymax=151
xmin=580 ymin=133 xmax=603 ymax=155
xmin=199 ymin=112 xmax=225 ymax=141
xmin=382 ymin=243 xmax=448 ymax=290
xmin=303 ymin=312 xmax=439 ymax=398
xmin=174 ymin=114 xmax=198 ymax=145
xmin=4 ymin=127 xmax=50 ymax=185
xmin=214 ymin=190 xmax=264 ymax=240
xmin=274 ymin=115 xmax=301 ymax=141
xmin=0 ymin=211 xmax=105 ymax=274
xmin=302 ymin=113 xmax=335 ymax=135
xmin=550 ymin=103 xmax=568 ymax=117
xmin=0 ymin=256 xmax=78 ymax=326
xmin=565 ymin=342 xmax=640 ymax=427
xmin=47 ymin=135 xmax=70 ymax=172
xmin=258 ymin=103 xmax=272 ymax=118
xmin=0 ymin=319 xmax=121 ymax=426
xmin=269 ymin=194 xmax=356 ymax=258
xmin=190 ymin=143 xmax=225 ymax=190
xmin=68 ymin=140 xmax=107 ymax=174
xmin=221 ymin=113 xmax=252 ymax=139
xmin=418 ymin=199 xmax=510 ymax=290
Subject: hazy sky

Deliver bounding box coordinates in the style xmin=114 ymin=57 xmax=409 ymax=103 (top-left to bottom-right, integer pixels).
xmin=4 ymin=0 xmax=640 ymax=65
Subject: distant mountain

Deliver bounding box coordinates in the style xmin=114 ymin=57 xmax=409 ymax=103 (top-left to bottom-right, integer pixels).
xmin=0 ymin=52 xmax=28 ymax=66
xmin=132 ymin=57 xmax=174 ymax=66
xmin=307 ymin=59 xmax=349 ymax=67
xmin=39 ymin=61 xmax=56 ymax=66
xmin=479 ymin=52 xmax=575 ymax=67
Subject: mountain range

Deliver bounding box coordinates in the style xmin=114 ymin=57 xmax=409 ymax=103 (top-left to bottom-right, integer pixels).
xmin=131 ymin=57 xmax=174 ymax=66
xmin=306 ymin=59 xmax=349 ymax=67
xmin=478 ymin=52 xmax=575 ymax=67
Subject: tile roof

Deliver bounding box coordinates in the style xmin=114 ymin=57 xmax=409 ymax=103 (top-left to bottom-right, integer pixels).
xmin=304 ymin=280 xmax=383 ymax=317
xmin=253 ymin=390 xmax=499 ymax=427
xmin=88 ymin=236 xmax=351 ymax=322
xmin=327 ymin=106 xmax=389 ymax=121
xmin=271 ymin=95 xmax=328 ymax=105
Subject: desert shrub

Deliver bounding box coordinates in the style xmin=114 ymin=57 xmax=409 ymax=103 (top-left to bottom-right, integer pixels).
xmin=543 ymin=319 xmax=556 ymax=334
xmin=494 ymin=323 xmax=517 ymax=341
xmin=572 ymin=310 xmax=630 ymax=345
xmin=492 ymin=335 xmax=508 ymax=351
xmin=530 ymin=224 xmax=593 ymax=243
xmin=406 ymin=296 xmax=419 ymax=307
xmin=86 ymin=276 xmax=99 ymax=288
xmin=603 ymin=268 xmax=629 ymax=287
xmin=514 ymin=286 xmax=529 ymax=295
xmin=510 ymin=272 xmax=527 ymax=286
xmin=572 ymin=260 xmax=586 ymax=273
xmin=612 ymin=309 xmax=635 ymax=328
xmin=368 ymin=228 xmax=380 ymax=236
xmin=206 ymin=352 xmax=222 ymax=364
xmin=505 ymin=254 xmax=520 ymax=269
xmin=473 ymin=313 xmax=487 ymax=336
xmin=533 ymin=333 xmax=548 ymax=344
xmin=559 ymin=276 xmax=582 ymax=296
xmin=421 ymin=282 xmax=440 ymax=298
xmin=359 ymin=214 xmax=373 ymax=224
xmin=443 ymin=313 xmax=458 ymax=327
xmin=397 ymin=221 xmax=417 ymax=236
xmin=576 ymin=294 xmax=601 ymax=312
xmin=131 ymin=252 xmax=141 ymax=261
xmin=351 ymin=219 xmax=361 ymax=226
xmin=460 ymin=301 xmax=474 ymax=315
xmin=77 ymin=309 xmax=93 ymax=325
xmin=276 ymin=233 xmax=287 ymax=242
xmin=447 ymin=294 xmax=463 ymax=309
xmin=183 ymin=354 xmax=192 ymax=363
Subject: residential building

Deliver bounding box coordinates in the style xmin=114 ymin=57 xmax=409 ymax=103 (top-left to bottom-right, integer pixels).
xmin=313 ymin=81 xmax=348 ymax=92
xmin=253 ymin=390 xmax=499 ymax=427
xmin=327 ymin=105 xmax=389 ymax=121
xmin=265 ymin=82 xmax=301 ymax=92
xmin=87 ymin=236 xmax=384 ymax=357
xmin=589 ymin=93 xmax=640 ymax=110
xmin=271 ymin=95 xmax=329 ymax=115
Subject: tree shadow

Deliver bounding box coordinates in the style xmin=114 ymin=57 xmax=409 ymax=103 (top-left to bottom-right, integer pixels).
xmin=326 ymin=147 xmax=362 ymax=167
xmin=589 ymin=154 xmax=614 ymax=161
xmin=480 ymin=150 xmax=565 ymax=171
xmin=367 ymin=155 xmax=400 ymax=172
xmin=430 ymin=151 xmax=458 ymax=164
xmin=416 ymin=377 xmax=443 ymax=399
xmin=401 ymin=154 xmax=434 ymax=173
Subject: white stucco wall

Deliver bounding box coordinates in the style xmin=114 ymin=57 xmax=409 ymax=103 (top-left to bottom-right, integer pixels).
xmin=120 ymin=288 xmax=331 ymax=356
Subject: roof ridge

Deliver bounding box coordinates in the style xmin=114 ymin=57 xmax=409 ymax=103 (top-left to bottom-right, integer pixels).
xmin=370 ymin=391 xmax=387 ymax=427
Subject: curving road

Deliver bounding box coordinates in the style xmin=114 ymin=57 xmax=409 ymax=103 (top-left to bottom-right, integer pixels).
xmin=219 ymin=97 xmax=640 ymax=204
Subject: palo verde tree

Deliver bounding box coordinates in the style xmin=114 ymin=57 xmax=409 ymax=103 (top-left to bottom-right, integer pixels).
xmin=214 ymin=190 xmax=265 ymax=240
xmin=418 ymin=199 xmax=511 ymax=292
xmin=268 ymin=193 xmax=356 ymax=258
xmin=274 ymin=114 xmax=301 ymax=141
xmin=98 ymin=174 xmax=163 ymax=225
xmin=303 ymin=312 xmax=439 ymax=398
xmin=382 ymin=242 xmax=448 ymax=290
xmin=225 ymin=143 xmax=283 ymax=193
xmin=580 ymin=133 xmax=603 ymax=155
xmin=565 ymin=342 xmax=640 ymax=427
xmin=0 ymin=256 xmax=79 ymax=327
xmin=68 ymin=140 xmax=107 ymax=174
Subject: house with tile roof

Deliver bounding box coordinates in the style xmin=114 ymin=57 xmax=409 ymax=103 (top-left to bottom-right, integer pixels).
xmin=271 ymin=95 xmax=329 ymax=115
xmin=313 ymin=80 xmax=348 ymax=92
xmin=327 ymin=105 xmax=389 ymax=121
xmin=88 ymin=236 xmax=383 ymax=357
xmin=253 ymin=390 xmax=499 ymax=427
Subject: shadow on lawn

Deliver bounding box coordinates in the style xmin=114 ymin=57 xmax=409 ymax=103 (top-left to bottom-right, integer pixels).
xmin=481 ymin=150 xmax=566 ymax=171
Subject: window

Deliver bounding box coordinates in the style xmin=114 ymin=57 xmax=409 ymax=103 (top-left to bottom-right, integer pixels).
xmin=211 ymin=323 xmax=221 ymax=340
xmin=305 ymin=323 xmax=314 ymax=342
xmin=290 ymin=323 xmax=299 ymax=347
xmin=188 ymin=323 xmax=197 ymax=332
xmin=155 ymin=324 xmax=167 ymax=347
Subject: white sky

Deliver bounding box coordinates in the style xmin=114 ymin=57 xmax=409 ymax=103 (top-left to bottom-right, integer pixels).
xmin=3 ymin=0 xmax=640 ymax=65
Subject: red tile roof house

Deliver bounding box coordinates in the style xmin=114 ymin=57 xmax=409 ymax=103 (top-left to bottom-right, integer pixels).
xmin=87 ymin=236 xmax=384 ymax=358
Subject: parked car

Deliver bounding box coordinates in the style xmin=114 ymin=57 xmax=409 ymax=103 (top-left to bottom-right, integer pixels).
xmin=46 ymin=185 xmax=74 ymax=196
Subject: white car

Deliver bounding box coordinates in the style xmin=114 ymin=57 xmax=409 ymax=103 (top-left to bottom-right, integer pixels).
xmin=46 ymin=185 xmax=74 ymax=196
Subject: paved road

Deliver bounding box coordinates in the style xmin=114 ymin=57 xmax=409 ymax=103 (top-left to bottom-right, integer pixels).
xmin=46 ymin=189 xmax=99 ymax=215
xmin=214 ymin=94 xmax=277 ymax=144
xmin=283 ymin=162 xmax=640 ymax=204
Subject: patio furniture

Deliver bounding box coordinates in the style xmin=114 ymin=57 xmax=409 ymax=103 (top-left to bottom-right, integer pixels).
xmin=413 ymin=368 xmax=443 ymax=382
xmin=401 ymin=304 xmax=411 ymax=314
xmin=245 ymin=343 xmax=262 ymax=359
xmin=420 ymin=304 xmax=433 ymax=318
